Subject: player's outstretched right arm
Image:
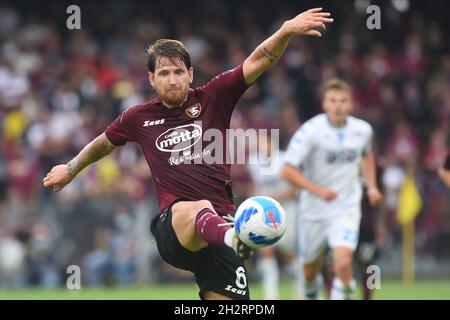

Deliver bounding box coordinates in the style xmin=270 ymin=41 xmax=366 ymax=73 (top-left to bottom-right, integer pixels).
xmin=242 ymin=8 xmax=333 ymax=85
xmin=43 ymin=133 xmax=116 ymax=192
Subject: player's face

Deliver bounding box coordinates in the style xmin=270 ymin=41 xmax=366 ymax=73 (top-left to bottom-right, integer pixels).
xmin=322 ymin=89 xmax=352 ymax=126
xmin=148 ymin=57 xmax=193 ymax=108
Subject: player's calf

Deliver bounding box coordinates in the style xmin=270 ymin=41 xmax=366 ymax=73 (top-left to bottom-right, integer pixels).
xmin=333 ymin=248 xmax=353 ymax=283
xmin=331 ymin=247 xmax=355 ymax=299
xmin=303 ymin=260 xmax=323 ymax=300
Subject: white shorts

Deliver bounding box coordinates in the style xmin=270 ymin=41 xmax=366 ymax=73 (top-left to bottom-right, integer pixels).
xmin=298 ymin=211 xmax=361 ymax=264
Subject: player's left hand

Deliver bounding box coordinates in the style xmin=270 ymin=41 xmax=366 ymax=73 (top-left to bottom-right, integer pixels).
xmin=283 ymin=8 xmax=334 ymax=37
xmin=367 ymin=187 xmax=383 ymax=206
xmin=43 ymin=164 xmax=72 ymax=192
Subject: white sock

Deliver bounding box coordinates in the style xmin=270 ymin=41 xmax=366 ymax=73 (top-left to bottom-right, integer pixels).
xmin=316 ymin=273 xmax=325 ymax=299
xmin=330 ymin=278 xmax=356 ymax=300
xmin=259 ymin=257 xmax=279 ymax=300
xmin=224 ymin=229 xmax=236 ymax=248
xmin=304 ymin=276 xmax=319 ymax=300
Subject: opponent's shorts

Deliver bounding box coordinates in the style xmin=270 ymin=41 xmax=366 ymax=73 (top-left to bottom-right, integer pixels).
xmin=298 ymin=211 xmax=361 ymax=264
xmin=150 ymin=198 xmax=250 ymax=300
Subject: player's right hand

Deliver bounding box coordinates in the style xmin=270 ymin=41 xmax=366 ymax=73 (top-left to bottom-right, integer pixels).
xmin=284 ymin=8 xmax=334 ymax=37
xmin=317 ymin=187 xmax=337 ymax=201
xmin=43 ymin=164 xmax=72 ymax=192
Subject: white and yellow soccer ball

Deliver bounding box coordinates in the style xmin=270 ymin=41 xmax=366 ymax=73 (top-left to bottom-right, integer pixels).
xmin=234 ymin=196 xmax=287 ymax=249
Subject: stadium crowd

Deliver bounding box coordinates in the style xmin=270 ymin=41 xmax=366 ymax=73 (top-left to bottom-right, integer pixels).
xmin=0 ymin=0 xmax=448 ymax=288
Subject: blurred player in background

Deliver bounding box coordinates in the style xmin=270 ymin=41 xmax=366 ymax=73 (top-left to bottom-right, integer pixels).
xmin=438 ymin=151 xmax=450 ymax=188
xmin=247 ymin=136 xmax=302 ymax=300
xmin=282 ymin=79 xmax=383 ymax=300
xmin=43 ymin=8 xmax=334 ymax=300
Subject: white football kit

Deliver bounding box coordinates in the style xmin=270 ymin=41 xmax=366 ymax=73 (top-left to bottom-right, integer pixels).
xmin=285 ymin=114 xmax=373 ymax=263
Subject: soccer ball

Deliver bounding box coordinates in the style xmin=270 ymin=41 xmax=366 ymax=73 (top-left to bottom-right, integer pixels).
xmin=234 ymin=196 xmax=287 ymax=248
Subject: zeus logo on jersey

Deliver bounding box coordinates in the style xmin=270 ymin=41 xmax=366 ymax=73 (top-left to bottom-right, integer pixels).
xmin=156 ymin=124 xmax=202 ymax=152
xmin=224 ymin=285 xmax=247 ymax=296
xmin=326 ymin=149 xmax=358 ymax=164
xmin=143 ymin=119 xmax=165 ymax=127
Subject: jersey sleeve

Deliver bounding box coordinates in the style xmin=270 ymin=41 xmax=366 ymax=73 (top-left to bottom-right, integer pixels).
xmin=200 ymin=63 xmax=250 ymax=118
xmin=104 ymin=106 xmax=137 ymax=146
xmin=362 ymin=124 xmax=374 ymax=155
xmin=285 ymin=123 xmax=317 ymax=168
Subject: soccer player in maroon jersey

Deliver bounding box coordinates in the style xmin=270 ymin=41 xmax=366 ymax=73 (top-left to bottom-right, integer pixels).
xmin=43 ymin=8 xmax=333 ymax=300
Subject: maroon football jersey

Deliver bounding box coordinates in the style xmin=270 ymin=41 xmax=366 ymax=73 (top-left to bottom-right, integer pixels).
xmin=105 ymin=64 xmax=250 ymax=214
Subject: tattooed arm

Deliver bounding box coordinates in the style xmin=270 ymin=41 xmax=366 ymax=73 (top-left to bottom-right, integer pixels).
xmin=43 ymin=133 xmax=117 ymax=192
xmin=242 ymin=8 xmax=333 ymax=84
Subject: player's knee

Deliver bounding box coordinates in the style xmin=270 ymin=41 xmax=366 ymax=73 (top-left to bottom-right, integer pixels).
xmin=259 ymin=246 xmax=275 ymax=258
xmin=303 ymin=264 xmax=317 ymax=280
xmin=172 ymin=200 xmax=214 ymax=226
xmin=190 ymin=200 xmax=214 ymax=220
xmin=334 ymin=255 xmax=352 ymax=274
xmin=194 ymin=200 xmax=214 ymax=212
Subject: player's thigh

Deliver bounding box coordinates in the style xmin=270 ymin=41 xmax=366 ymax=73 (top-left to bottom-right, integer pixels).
xmin=194 ymin=244 xmax=250 ymax=300
xmin=171 ymin=199 xmax=213 ymax=251
xmin=303 ymin=252 xmax=326 ymax=280
xmin=327 ymin=212 xmax=361 ymax=251
xmin=298 ymin=217 xmax=328 ymax=264
xmin=328 ymin=212 xmax=361 ymax=267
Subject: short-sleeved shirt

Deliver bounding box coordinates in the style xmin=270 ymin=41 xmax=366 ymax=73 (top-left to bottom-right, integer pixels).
xmin=105 ymin=64 xmax=250 ymax=214
xmin=285 ymin=114 xmax=373 ymax=220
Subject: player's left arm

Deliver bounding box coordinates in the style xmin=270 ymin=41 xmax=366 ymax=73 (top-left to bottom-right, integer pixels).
xmin=242 ymin=8 xmax=333 ymax=85
xmin=270 ymin=188 xmax=298 ymax=203
xmin=361 ymin=152 xmax=383 ymax=206
xmin=253 ymin=186 xmax=298 ymax=203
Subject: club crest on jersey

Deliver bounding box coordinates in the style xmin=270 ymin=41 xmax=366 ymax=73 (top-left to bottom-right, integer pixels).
xmin=185 ymin=103 xmax=202 ymax=118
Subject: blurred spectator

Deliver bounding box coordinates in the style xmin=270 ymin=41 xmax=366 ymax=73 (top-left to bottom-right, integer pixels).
xmin=109 ymin=207 xmax=136 ymax=286
xmin=84 ymin=227 xmax=111 ymax=287
xmin=0 ymin=232 xmax=26 ymax=288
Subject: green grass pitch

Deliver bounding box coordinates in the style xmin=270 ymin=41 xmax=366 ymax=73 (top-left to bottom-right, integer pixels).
xmin=0 ymin=280 xmax=449 ymax=300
